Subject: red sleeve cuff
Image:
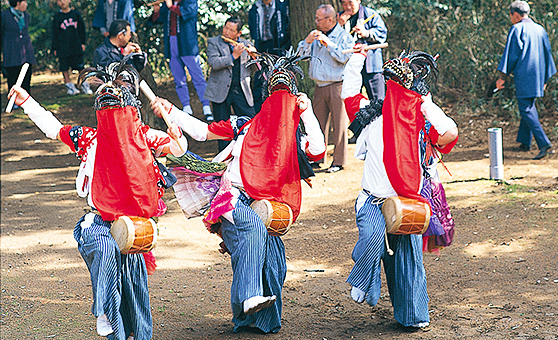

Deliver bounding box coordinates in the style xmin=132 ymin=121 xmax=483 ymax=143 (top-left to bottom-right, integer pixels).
xmin=428 ymin=127 xmax=458 ymax=153
xmin=436 ymin=135 xmax=458 ymax=154
xmin=207 ymin=119 xmax=234 ymax=140
xmin=58 ymin=125 xmax=77 ymax=151
xmin=307 ymin=149 xmax=326 ymax=162
xmin=344 ymin=94 xmax=367 ymax=123
xmin=427 ymin=126 xmax=439 ymax=145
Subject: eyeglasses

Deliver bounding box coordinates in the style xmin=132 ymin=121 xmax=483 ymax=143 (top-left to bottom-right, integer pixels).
xmin=315 ymin=16 xmax=332 ymax=22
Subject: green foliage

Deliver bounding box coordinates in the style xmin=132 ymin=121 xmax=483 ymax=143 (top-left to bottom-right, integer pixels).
xmin=364 ymin=0 xmax=558 ymax=116
xmin=137 ymin=0 xmax=252 ymax=79
xmin=6 ymin=0 xmax=558 ymax=115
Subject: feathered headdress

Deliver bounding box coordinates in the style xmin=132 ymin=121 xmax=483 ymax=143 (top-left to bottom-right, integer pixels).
xmin=382 ymin=50 xmax=439 ymax=95
xmin=246 ymin=47 xmax=310 ymax=99
xmin=78 ymin=53 xmax=142 ymax=111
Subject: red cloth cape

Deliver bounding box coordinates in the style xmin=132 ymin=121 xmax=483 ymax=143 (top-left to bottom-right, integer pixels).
xmin=92 ymin=106 xmax=159 ymax=221
xmin=240 ymin=90 xmax=302 ymax=220
xmin=382 ymin=80 xmax=429 ymax=206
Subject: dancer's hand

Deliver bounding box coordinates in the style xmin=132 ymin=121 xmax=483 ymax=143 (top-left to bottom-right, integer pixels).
xmin=296 ymin=92 xmax=310 ymax=112
xmin=150 ymin=97 xmax=173 ymax=118
xmin=167 ymin=123 xmax=182 ymax=140
xmin=8 ymin=85 xmax=30 ymax=107
xmin=353 ymin=43 xmax=367 ymax=57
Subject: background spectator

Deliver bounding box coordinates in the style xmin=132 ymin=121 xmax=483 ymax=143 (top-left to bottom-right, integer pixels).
xmin=92 ymin=0 xmax=136 ymax=37
xmin=52 ymin=0 xmax=92 ymax=95
xmin=338 ymin=0 xmax=387 ymax=101
xmin=1 ymin=0 xmax=36 ymax=100
xmin=297 ymin=4 xmax=354 ymax=173
xmin=248 ymin=0 xmax=291 ymax=112
xmin=93 ymin=19 xmax=146 ymax=71
xmin=204 ymin=16 xmax=256 ymax=151
xmin=496 ymin=0 xmax=556 ymax=160
xmin=151 ymin=0 xmax=213 ymax=121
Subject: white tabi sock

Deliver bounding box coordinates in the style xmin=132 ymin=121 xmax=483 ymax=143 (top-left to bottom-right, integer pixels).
xmin=412 ymin=321 xmax=430 ymax=328
xmin=243 ymin=295 xmax=277 ymax=315
xmin=350 ymin=286 xmax=366 ymax=303
xmin=96 ymin=314 xmax=114 ymax=336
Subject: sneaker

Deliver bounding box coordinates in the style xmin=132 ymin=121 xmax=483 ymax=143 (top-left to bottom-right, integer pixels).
xmin=203 ymin=105 xmax=214 ymax=122
xmin=81 ymin=81 xmax=93 ymax=94
xmin=183 ymin=105 xmax=193 ymax=115
xmin=65 ymin=82 xmax=80 ymax=95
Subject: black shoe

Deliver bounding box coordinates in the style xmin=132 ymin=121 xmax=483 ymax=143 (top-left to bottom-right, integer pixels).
xmin=348 ymin=135 xmax=357 ymax=144
xmin=517 ymin=143 xmax=531 ymax=151
xmin=326 ymin=165 xmax=343 ymax=173
xmin=533 ymin=144 xmax=551 ymax=160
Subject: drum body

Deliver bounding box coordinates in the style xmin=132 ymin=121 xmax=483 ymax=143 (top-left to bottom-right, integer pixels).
xmin=111 ymin=216 xmax=158 ymax=254
xmin=381 ymin=196 xmax=430 ymax=235
xmin=251 ymin=200 xmax=293 ymax=236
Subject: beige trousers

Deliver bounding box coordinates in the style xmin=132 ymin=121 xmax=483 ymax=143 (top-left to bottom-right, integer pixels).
xmin=312 ymin=82 xmax=348 ymax=166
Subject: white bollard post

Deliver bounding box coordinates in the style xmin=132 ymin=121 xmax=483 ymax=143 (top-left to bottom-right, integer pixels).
xmin=488 ymin=128 xmax=504 ymax=180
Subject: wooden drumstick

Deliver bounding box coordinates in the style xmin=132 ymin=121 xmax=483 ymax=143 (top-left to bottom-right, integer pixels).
xmin=5 ymin=63 xmax=29 ymax=113
xmin=139 ymin=80 xmax=187 ymax=154
xmin=384 ymin=229 xmax=394 ymax=256
xmin=342 ymin=42 xmax=388 ymax=54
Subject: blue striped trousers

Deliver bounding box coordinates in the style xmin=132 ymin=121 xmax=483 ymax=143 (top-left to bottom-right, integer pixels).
xmin=74 ymin=213 xmax=152 ymax=340
xmin=220 ymin=195 xmax=286 ymax=333
xmin=346 ymin=195 xmax=430 ymax=327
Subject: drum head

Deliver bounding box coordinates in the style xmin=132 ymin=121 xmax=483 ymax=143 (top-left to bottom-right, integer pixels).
xmin=250 ymin=200 xmax=273 ymax=227
xmin=111 ymin=216 xmax=135 ymax=252
xmin=268 ymin=201 xmax=293 ymax=236
xmin=381 ymin=197 xmax=403 ymax=233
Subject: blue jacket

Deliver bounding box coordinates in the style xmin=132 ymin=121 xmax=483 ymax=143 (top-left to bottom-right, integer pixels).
xmin=297 ymin=24 xmax=355 ymax=86
xmin=92 ymin=0 xmax=136 ymax=34
xmin=150 ymin=0 xmax=199 ymax=57
xmin=1 ymin=9 xmax=36 ymax=67
xmin=498 ymin=18 xmax=556 ymax=98
xmin=248 ymin=0 xmax=291 ymax=54
xmin=340 ymin=5 xmax=387 ymax=74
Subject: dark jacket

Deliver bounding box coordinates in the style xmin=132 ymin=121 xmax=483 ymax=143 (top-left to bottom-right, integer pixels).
xmin=92 ymin=0 xmax=136 ymax=34
xmin=150 ymin=0 xmax=199 ymax=57
xmin=1 ymin=9 xmax=36 ymax=67
xmin=248 ymin=0 xmax=291 ymax=54
xmin=93 ymin=37 xmax=146 ymax=71
xmin=52 ymin=9 xmax=86 ymax=58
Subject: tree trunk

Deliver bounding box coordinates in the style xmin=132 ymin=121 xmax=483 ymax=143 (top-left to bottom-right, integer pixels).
xmin=138 ymin=63 xmax=166 ymax=131
xmin=131 ymin=32 xmax=166 ymax=130
xmin=290 ymin=0 xmax=342 ymax=95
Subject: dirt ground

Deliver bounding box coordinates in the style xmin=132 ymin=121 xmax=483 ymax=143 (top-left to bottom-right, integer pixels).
xmin=1 ymin=73 xmax=557 ymax=340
